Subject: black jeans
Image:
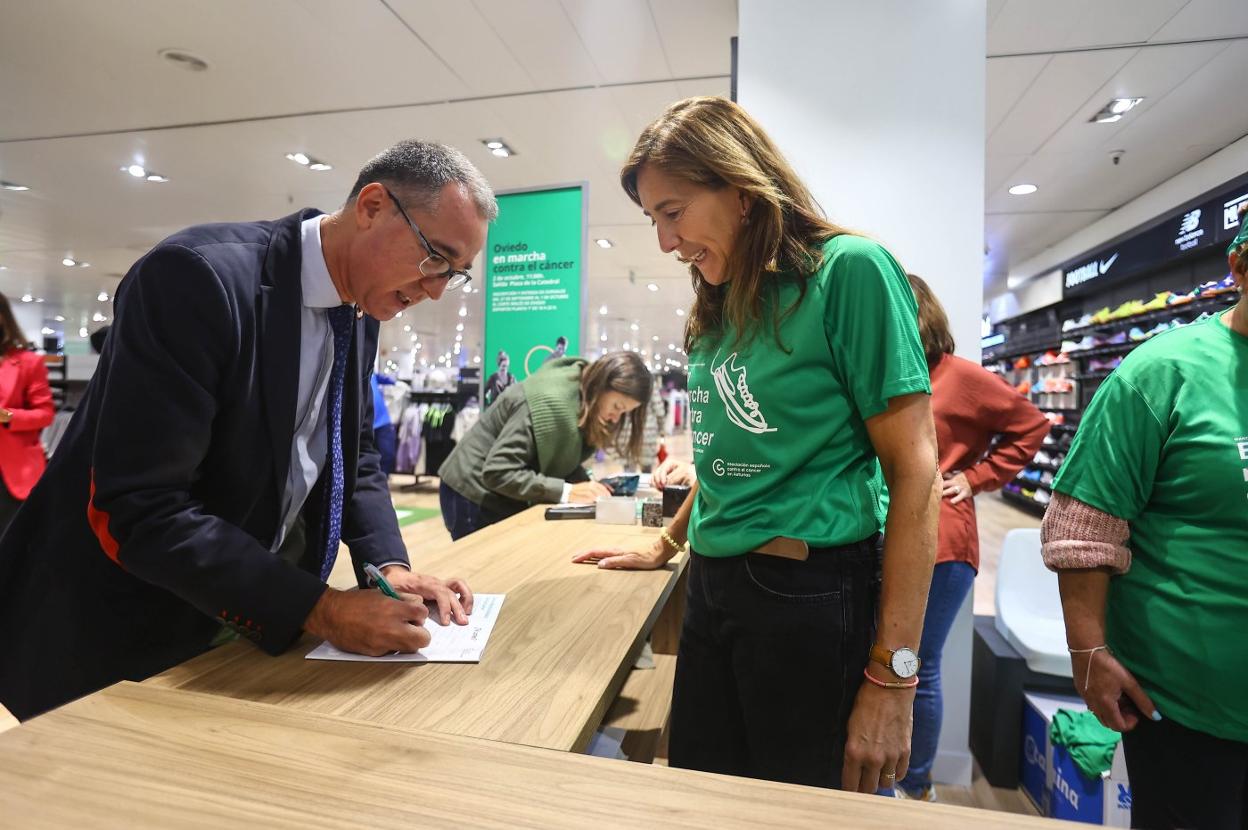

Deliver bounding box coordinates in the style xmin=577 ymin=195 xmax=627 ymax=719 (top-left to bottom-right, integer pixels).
xmin=668 ymin=535 xmax=882 ymax=789
xmin=1122 ymin=712 xmax=1248 ymax=829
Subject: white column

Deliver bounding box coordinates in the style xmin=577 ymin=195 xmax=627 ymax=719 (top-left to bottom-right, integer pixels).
xmin=739 ymin=0 xmax=986 ymax=787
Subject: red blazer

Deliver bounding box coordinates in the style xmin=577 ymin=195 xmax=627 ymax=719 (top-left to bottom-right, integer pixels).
xmin=0 ymin=349 xmax=54 ymax=500
xmin=930 ymin=354 xmax=1049 ymax=571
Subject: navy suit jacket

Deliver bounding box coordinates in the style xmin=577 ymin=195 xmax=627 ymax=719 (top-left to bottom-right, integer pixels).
xmin=0 ymin=209 xmax=408 ymax=720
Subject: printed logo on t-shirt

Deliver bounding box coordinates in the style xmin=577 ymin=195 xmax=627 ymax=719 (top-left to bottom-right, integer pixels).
xmin=1237 ymin=436 xmax=1248 ymax=497
xmin=710 ymin=350 xmax=778 ymax=435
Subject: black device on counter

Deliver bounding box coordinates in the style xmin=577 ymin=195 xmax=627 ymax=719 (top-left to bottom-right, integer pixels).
xmin=544 ymin=504 xmax=596 ymax=521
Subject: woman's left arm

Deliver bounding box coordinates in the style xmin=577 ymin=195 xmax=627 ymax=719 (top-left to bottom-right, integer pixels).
xmin=1 ymin=356 xmax=54 ymax=432
xmin=842 ymin=390 xmax=940 ymax=794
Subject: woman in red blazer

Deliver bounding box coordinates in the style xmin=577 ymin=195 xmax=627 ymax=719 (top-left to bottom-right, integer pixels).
xmin=0 ymin=294 xmax=54 ymax=533
xmin=895 ymin=275 xmax=1050 ymax=802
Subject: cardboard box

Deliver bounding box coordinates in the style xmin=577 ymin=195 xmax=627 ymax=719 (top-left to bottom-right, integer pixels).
xmin=1021 ymin=692 xmax=1132 ymax=826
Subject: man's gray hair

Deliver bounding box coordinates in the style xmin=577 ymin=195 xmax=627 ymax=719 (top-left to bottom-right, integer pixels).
xmin=347 ymin=140 xmax=497 ymax=221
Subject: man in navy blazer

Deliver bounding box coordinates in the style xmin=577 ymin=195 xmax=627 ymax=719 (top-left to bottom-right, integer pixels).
xmin=0 ymin=141 xmax=495 ymax=720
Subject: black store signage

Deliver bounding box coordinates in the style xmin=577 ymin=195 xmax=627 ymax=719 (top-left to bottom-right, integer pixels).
xmin=1062 ymin=179 xmax=1248 ymax=298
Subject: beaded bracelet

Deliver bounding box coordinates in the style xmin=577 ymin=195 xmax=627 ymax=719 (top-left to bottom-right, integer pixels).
xmin=659 ymin=529 xmax=687 ymax=554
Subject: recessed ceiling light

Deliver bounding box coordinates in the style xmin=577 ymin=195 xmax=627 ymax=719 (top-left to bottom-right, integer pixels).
xmin=78 ymin=262 xmax=90 ymax=268
xmin=1090 ymin=97 xmax=1143 ymax=124
xmin=458 ymin=307 xmax=467 ymax=317
xmin=54 ymin=315 xmax=65 ymax=322
xmin=40 ymin=326 xmax=55 ymax=335
xmin=410 ymin=335 xmax=417 ymax=342
xmin=92 ymin=311 xmax=106 ymax=322
xmin=1008 ymin=183 xmax=1038 ymax=196
xmin=98 ymin=291 xmax=109 ymax=302
xmin=395 ymin=311 xmax=403 ymax=318
xmin=647 ymin=283 xmax=659 ymax=292
xmin=79 ymin=327 xmax=88 ymax=337
xmin=34 ymin=297 xmax=44 ymax=303
xmin=285 ymin=152 xmax=310 ymax=166
xmin=599 ymin=305 xmax=608 ymax=315
xmin=651 ymin=335 xmax=659 ymax=341
xmin=0 ymin=265 xmax=6 ymax=270
xmin=0 ymin=181 xmax=30 ymax=192
xmin=675 ymin=308 xmax=685 ymax=317
xmin=21 ymin=294 xmax=32 ymax=303
xmin=125 ymin=164 xmax=147 ymax=178
xmin=481 ymin=139 xmax=515 ymax=158
xmin=146 ymin=174 xmax=169 ymax=183
xmin=462 ymin=284 xmax=472 ymax=293
xmin=455 ymin=334 xmax=462 ymax=342
xmin=600 ymin=333 xmax=607 ymax=342
xmin=595 ymin=239 xmax=613 ymax=249
xmin=62 ymin=258 xmax=76 ymax=267
xmin=630 ymin=322 xmax=639 ymax=331
xmin=455 ymin=323 xmax=463 ymax=332
xmin=623 ymin=341 xmax=631 ymax=350
xmin=473 ymin=356 xmax=481 ymax=364
xmin=308 ymin=162 xmax=332 ymax=172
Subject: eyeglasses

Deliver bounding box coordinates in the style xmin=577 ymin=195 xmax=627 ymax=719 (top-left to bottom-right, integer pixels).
xmin=383 ymin=186 xmax=472 ymax=291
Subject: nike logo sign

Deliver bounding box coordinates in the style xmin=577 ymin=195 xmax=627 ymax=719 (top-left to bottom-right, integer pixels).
xmin=1099 ymin=253 xmax=1119 ymax=275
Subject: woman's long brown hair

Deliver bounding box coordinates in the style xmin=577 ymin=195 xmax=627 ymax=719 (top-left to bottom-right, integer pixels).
xmin=621 ymin=96 xmax=853 ymax=352
xmin=579 ymin=351 xmax=651 ymax=464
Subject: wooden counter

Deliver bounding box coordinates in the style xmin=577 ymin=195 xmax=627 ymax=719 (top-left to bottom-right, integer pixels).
xmin=148 ymin=507 xmax=685 ymax=753
xmin=0 ymin=682 xmax=1072 ymax=829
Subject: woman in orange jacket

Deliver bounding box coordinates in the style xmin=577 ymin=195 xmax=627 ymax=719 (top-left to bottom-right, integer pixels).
xmin=0 ymin=294 xmax=54 ymax=533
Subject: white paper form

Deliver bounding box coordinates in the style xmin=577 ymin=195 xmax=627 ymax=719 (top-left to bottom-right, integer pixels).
xmin=305 ymin=593 xmax=505 ymax=663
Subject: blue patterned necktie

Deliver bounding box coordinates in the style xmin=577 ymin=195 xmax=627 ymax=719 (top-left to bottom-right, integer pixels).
xmin=319 ymin=305 xmax=356 ymax=582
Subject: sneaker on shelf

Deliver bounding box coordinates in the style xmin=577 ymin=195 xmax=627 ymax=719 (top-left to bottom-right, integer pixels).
xmin=1214 ymin=274 xmax=1237 ymax=294
xmin=1108 ymin=300 xmax=1145 ymax=320
xmin=1052 ymin=453 xmax=1065 ymax=466
xmin=1068 ymin=336 xmax=1096 ymax=352
xmin=1034 ymin=450 xmax=1053 ymax=465
xmin=1016 ymin=380 xmax=1032 ymax=395
xmin=1035 ymin=489 xmax=1052 ymax=506
xmin=1061 ymin=317 xmax=1081 ymax=332
xmin=1040 ymin=471 xmax=1054 ymax=486
xmin=1105 ymin=330 xmax=1129 ymax=345
xmin=1044 ymin=412 xmax=1065 ymax=425
xmin=1022 ymin=488 xmax=1037 ymax=499
xmin=1194 ymin=311 xmax=1214 ymax=323
xmin=1090 ymin=306 xmax=1113 ymax=324
xmin=1014 ymin=355 xmax=1032 ymax=370
xmin=1145 ymin=321 xmax=1169 ymax=338
xmin=1037 ymin=350 xmax=1062 ymax=366
xmin=1042 ymin=433 xmax=1057 ymax=447
xmin=1194 ymin=280 xmax=1220 ymax=298
xmin=1055 ymin=351 xmax=1071 ymax=364
xmin=1169 ymin=288 xmax=1198 ymax=305
xmin=1141 ymin=291 xmax=1172 ymax=311
xmin=1128 ymin=327 xmax=1147 ymax=341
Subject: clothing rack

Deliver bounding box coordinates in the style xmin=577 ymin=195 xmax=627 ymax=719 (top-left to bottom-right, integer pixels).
xmin=397 ymin=389 xmax=461 ymax=491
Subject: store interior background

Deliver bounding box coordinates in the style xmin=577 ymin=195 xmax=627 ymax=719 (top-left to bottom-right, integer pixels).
xmin=2 ymin=0 xmax=1247 ymax=813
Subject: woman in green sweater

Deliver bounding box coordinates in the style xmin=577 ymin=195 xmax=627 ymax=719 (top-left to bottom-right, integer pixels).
xmin=438 ymin=351 xmax=651 ymax=539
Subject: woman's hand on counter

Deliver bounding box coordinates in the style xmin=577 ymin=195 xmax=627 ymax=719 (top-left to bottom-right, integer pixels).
xmin=571 ymin=539 xmax=670 ymax=570
xmin=652 ymin=458 xmax=694 ymax=490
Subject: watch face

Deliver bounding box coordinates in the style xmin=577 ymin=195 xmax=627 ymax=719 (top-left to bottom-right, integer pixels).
xmin=890 ymin=647 xmax=919 ymax=678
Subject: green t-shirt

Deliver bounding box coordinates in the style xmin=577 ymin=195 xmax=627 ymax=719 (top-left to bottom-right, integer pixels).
xmin=686 ymin=235 xmax=930 ymax=557
xmin=1052 ymin=310 xmax=1248 ymax=741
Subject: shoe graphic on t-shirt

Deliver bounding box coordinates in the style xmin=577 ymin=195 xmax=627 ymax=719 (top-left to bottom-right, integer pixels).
xmin=711 ymin=351 xmax=778 ymax=435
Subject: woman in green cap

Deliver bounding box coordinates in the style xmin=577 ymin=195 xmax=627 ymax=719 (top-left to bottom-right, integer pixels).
xmin=575 ymin=97 xmax=939 ymax=796
xmin=438 ymin=351 xmax=651 ymax=540
xmin=1042 ymin=203 xmax=1248 ymax=829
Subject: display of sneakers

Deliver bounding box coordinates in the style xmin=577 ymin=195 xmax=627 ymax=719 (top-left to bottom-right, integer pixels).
xmin=1144 ymin=321 xmax=1169 ymax=338
xmin=1140 ymin=291 xmax=1172 ymax=311
xmin=1037 ymin=350 xmax=1062 ymax=366
xmin=1128 ymin=327 xmax=1147 ymax=342
xmin=1043 ymin=411 xmax=1066 ymax=425
xmin=1040 ymin=471 xmax=1054 ymax=486
xmin=1034 ymin=489 xmax=1052 ymax=506
xmin=1034 ymin=450 xmax=1053 ymax=465
xmin=1016 ymin=379 xmax=1032 ymax=395
xmin=1090 ymin=306 xmax=1113 ymax=324
xmin=1014 ymin=355 xmax=1032 ymax=370
xmin=1212 ymin=274 xmax=1237 ymax=294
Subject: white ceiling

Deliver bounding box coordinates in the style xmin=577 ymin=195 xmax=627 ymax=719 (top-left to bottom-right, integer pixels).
xmin=0 ymin=0 xmax=1245 ymax=369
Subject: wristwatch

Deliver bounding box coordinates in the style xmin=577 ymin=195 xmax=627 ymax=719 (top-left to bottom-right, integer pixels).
xmin=870 ymin=643 xmax=921 ymax=679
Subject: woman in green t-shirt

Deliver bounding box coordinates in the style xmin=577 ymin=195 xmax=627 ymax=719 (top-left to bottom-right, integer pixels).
xmin=1042 ymin=211 xmax=1248 ymax=829
xmin=574 ymin=97 xmax=939 ymax=795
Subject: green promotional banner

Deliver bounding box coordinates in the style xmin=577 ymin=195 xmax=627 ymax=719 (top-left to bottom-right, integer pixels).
xmin=483 ymin=185 xmax=586 ymax=386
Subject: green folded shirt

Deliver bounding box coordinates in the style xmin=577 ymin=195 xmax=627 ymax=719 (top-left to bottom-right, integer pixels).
xmin=1049 ymin=708 xmax=1121 ymax=779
